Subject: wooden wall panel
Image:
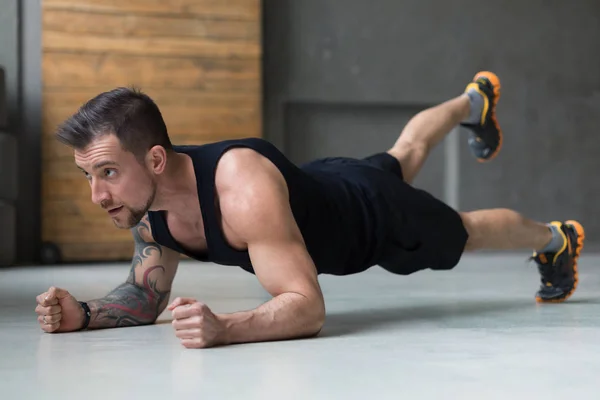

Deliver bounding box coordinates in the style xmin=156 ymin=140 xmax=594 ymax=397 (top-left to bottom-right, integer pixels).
xmin=43 ymin=9 xmax=260 ymax=40
xmin=43 ymin=0 xmax=260 ymax=19
xmin=41 ymin=0 xmax=262 ymax=262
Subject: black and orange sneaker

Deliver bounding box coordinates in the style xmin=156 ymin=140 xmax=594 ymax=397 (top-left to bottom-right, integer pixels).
xmin=460 ymin=71 xmax=503 ymax=162
xmin=533 ymin=220 xmax=585 ymax=303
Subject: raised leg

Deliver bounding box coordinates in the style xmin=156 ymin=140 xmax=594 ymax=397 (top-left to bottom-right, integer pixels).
xmin=388 ymin=71 xmax=502 ymax=184
xmin=386 ymin=95 xmax=469 ymax=184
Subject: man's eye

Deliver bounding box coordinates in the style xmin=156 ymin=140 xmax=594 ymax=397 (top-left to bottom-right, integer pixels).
xmin=105 ymin=169 xmax=117 ymax=177
xmin=83 ymin=171 xmax=91 ymax=180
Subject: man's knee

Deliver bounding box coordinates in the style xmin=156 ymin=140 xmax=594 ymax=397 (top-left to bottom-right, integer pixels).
xmin=387 ymin=141 xmax=429 ymax=183
xmin=389 ymin=138 xmax=429 ymax=159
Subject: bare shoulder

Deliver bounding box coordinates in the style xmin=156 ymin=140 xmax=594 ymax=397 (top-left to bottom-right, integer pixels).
xmin=215 ymin=147 xmax=287 ymax=196
xmin=214 ymin=147 xmax=290 ymax=240
xmin=215 ymin=147 xmax=283 ymax=185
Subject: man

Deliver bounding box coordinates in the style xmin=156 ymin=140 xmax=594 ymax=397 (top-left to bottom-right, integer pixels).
xmin=35 ymin=72 xmax=585 ymax=349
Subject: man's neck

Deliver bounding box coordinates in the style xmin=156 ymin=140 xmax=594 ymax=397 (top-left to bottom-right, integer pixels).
xmin=150 ymin=152 xmax=201 ymax=219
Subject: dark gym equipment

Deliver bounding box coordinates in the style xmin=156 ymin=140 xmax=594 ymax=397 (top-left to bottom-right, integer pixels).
xmin=0 ymin=133 xmax=17 ymax=266
xmin=0 ymin=201 xmax=16 ymax=266
xmin=0 ymin=67 xmax=6 ymax=129
xmin=0 ymin=133 xmax=17 ymax=202
xmin=0 ymin=66 xmax=16 ymax=266
xmin=40 ymin=242 xmax=63 ymax=265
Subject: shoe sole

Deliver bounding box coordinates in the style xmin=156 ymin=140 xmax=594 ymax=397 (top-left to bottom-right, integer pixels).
xmin=472 ymin=71 xmax=503 ymax=163
xmin=535 ymin=220 xmax=585 ymax=303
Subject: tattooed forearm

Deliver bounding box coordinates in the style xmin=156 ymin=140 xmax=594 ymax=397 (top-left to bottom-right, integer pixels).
xmin=86 ymin=267 xmax=171 ymax=329
xmin=84 ymin=218 xmax=172 ymax=329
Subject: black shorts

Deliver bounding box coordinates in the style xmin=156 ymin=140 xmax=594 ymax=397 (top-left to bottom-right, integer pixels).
xmin=361 ymin=152 xmax=469 ymax=275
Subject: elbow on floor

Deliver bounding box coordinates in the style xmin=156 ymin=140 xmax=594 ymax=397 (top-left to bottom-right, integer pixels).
xmin=307 ymin=304 xmax=326 ymax=337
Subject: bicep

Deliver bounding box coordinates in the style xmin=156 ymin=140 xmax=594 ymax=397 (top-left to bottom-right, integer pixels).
xmin=127 ymin=216 xmax=180 ymax=304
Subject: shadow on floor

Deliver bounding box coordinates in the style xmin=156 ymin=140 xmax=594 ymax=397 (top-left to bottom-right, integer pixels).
xmin=319 ymin=299 xmax=537 ymax=337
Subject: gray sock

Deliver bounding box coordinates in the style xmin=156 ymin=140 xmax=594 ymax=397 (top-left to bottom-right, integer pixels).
xmin=462 ymin=89 xmax=484 ymax=125
xmin=538 ymin=224 xmax=565 ymax=253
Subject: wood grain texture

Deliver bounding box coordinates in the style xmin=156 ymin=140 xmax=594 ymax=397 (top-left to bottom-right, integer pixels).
xmin=43 ymin=0 xmax=260 ymax=20
xmin=43 ymin=9 xmax=260 ymax=40
xmin=43 ymin=53 xmax=260 ymax=91
xmin=41 ymin=0 xmax=262 ymax=262
xmin=58 ymin=242 xmax=135 ymax=262
xmin=43 ymin=216 xmax=133 ymax=244
xmin=42 ymin=176 xmax=88 ymax=198
xmin=43 ymin=31 xmax=260 ymax=58
xmin=42 ymin=90 xmax=261 ymax=139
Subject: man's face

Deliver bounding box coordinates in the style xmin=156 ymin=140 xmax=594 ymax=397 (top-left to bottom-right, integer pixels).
xmin=74 ymin=135 xmax=156 ymax=229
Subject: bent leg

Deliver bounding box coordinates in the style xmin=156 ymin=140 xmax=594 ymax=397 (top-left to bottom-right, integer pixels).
xmin=387 ymin=95 xmax=470 ymax=184
xmin=460 ymin=209 xmax=553 ymax=252
xmin=387 ymin=71 xmax=501 ymax=184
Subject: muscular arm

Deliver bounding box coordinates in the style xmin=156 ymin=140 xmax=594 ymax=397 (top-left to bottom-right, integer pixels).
xmin=215 ymin=149 xmax=326 ymax=344
xmin=86 ymin=216 xmax=180 ymax=329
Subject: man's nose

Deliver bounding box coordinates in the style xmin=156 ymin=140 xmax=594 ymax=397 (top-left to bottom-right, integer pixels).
xmin=90 ymin=179 xmax=110 ymax=206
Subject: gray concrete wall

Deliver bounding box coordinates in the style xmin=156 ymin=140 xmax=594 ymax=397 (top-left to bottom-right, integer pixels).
xmin=0 ymin=0 xmax=19 ymax=265
xmin=18 ymin=0 xmax=43 ymax=264
xmin=0 ymin=0 xmax=42 ymax=264
xmin=264 ymin=0 xmax=600 ymax=249
xmin=0 ymin=0 xmax=19 ymax=130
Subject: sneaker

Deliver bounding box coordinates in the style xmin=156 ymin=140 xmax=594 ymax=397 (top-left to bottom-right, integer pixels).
xmin=533 ymin=220 xmax=585 ymax=303
xmin=460 ymin=71 xmax=503 ymax=162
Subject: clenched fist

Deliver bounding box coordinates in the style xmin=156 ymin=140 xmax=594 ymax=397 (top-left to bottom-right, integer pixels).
xmin=35 ymin=287 xmax=85 ymax=333
xmin=168 ymin=298 xmax=228 ymax=349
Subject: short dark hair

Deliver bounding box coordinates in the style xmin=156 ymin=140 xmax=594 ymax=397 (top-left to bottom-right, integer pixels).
xmin=56 ymin=87 xmax=172 ymax=160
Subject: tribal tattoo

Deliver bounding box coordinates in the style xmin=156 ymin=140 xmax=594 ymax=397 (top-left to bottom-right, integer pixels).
xmin=131 ymin=220 xmax=162 ymax=270
xmin=86 ymin=218 xmax=172 ymax=329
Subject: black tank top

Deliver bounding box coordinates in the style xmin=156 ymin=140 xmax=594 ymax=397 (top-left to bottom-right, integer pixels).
xmin=147 ymin=138 xmax=385 ymax=275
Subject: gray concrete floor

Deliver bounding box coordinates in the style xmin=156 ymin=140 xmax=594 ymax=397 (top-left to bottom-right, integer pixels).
xmin=1 ymin=253 xmax=599 ymax=399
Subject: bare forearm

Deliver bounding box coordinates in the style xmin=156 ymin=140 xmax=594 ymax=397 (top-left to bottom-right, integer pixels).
xmin=86 ymin=281 xmax=170 ymax=329
xmin=218 ymin=293 xmax=325 ymax=344
xmin=83 ymin=219 xmax=176 ymax=330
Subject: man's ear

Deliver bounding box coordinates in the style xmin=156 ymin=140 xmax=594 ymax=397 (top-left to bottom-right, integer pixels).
xmin=147 ymin=145 xmax=168 ymax=174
